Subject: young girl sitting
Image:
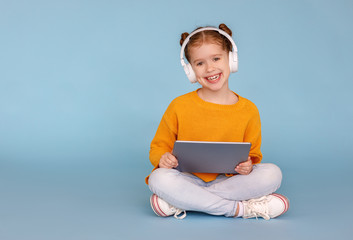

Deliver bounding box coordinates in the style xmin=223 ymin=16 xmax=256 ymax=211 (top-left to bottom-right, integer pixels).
xmin=146 ymin=23 xmax=289 ymax=220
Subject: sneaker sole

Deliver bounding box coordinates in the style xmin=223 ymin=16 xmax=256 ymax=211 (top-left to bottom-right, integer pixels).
xmin=150 ymin=194 xmax=168 ymax=217
xmin=271 ymin=193 xmax=290 ymax=216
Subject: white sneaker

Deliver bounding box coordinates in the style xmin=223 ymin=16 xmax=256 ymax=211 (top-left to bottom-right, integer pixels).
xmin=242 ymin=193 xmax=289 ymax=220
xmin=150 ymin=194 xmax=186 ymax=219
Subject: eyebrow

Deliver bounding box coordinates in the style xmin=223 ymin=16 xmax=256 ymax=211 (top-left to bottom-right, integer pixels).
xmin=192 ymin=54 xmax=223 ymax=64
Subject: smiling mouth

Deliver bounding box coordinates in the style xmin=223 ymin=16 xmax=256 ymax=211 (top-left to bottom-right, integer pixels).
xmin=204 ymin=73 xmax=221 ymax=83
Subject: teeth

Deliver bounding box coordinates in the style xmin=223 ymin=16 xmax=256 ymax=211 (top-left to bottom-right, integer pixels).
xmin=207 ymin=74 xmax=220 ymax=81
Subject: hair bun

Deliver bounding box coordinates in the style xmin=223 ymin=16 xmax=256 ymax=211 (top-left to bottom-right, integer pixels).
xmin=219 ymin=23 xmax=232 ymax=37
xmin=180 ymin=32 xmax=189 ymax=46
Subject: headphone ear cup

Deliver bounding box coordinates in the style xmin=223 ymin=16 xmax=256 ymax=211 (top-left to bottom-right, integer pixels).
xmin=183 ymin=63 xmax=197 ymax=83
xmin=228 ymin=51 xmax=238 ymax=73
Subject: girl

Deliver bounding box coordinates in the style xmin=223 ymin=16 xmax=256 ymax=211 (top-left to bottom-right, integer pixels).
xmin=146 ymin=23 xmax=289 ymax=220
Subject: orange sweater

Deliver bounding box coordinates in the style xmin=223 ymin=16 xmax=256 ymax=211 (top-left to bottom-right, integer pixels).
xmin=147 ymin=90 xmax=262 ymax=184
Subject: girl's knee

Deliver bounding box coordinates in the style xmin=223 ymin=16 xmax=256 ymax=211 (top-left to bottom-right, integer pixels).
xmin=256 ymin=163 xmax=282 ymax=187
xmin=148 ymin=168 xmax=179 ymax=192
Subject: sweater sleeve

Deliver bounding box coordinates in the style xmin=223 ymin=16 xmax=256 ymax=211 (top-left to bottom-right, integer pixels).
xmin=243 ymin=106 xmax=263 ymax=164
xmin=149 ymin=102 xmax=178 ymax=167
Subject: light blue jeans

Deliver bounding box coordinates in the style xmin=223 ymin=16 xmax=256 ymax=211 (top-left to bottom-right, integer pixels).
xmin=148 ymin=163 xmax=282 ymax=217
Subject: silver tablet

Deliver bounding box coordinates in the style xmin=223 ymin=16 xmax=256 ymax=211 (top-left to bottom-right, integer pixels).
xmin=172 ymin=141 xmax=251 ymax=174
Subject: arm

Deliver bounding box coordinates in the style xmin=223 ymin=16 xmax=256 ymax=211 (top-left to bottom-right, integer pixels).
xmin=149 ymin=102 xmax=179 ymax=168
xmin=236 ymin=105 xmax=262 ymax=175
xmin=243 ymin=105 xmax=262 ymax=164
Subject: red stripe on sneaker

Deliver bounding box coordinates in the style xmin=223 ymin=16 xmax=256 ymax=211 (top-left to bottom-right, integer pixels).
xmin=150 ymin=195 xmax=161 ymax=216
xmin=272 ymin=193 xmax=289 ymax=215
xmin=281 ymin=195 xmax=290 ymax=213
xmin=151 ymin=195 xmax=162 ymax=216
xmin=152 ymin=194 xmax=167 ymax=217
xmin=152 ymin=195 xmax=163 ymax=216
xmin=275 ymin=194 xmax=289 ymax=214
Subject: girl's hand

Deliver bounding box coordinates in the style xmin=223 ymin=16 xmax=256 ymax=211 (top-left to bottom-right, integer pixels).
xmin=235 ymin=156 xmax=253 ymax=175
xmin=159 ymin=152 xmax=179 ymax=169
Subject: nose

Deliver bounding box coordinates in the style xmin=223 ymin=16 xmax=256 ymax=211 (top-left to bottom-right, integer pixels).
xmin=206 ymin=61 xmax=216 ymax=72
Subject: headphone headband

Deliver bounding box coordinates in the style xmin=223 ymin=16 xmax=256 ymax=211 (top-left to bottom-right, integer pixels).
xmin=180 ymin=27 xmax=238 ymax=67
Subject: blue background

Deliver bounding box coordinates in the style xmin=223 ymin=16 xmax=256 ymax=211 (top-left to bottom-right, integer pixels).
xmin=1 ymin=0 xmax=352 ymax=239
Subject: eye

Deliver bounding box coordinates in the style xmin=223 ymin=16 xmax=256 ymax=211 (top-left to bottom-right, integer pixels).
xmin=196 ymin=62 xmax=203 ymax=66
xmin=213 ymin=57 xmax=220 ymax=61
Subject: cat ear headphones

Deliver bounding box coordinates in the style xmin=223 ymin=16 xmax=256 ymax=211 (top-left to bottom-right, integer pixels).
xmin=180 ymin=27 xmax=238 ymax=83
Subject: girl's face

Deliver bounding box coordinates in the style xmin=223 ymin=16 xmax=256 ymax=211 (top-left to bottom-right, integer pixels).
xmin=189 ymin=43 xmax=230 ymax=92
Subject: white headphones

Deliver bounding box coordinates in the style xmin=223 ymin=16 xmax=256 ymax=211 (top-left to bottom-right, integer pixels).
xmin=180 ymin=27 xmax=238 ymax=83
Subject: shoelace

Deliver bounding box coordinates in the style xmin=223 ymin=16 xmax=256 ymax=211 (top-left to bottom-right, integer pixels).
xmin=245 ymin=196 xmax=270 ymax=220
xmin=172 ymin=207 xmax=187 ymax=220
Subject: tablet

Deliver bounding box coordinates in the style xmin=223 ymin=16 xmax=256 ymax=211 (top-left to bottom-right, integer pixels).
xmin=172 ymin=140 xmax=251 ymax=174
